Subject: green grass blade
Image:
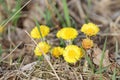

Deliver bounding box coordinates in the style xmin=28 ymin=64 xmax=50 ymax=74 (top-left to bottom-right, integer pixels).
xmin=112 ymin=68 xmax=116 ymax=80
xmin=0 ymin=0 xmax=21 ymax=26
xmin=11 ymin=0 xmax=22 ymax=26
xmin=99 ymin=37 xmax=107 ymax=70
xmin=53 ymin=6 xmax=66 ymax=27
xmin=81 ymin=47 xmax=95 ymax=73
xmin=87 ymin=0 xmax=92 ymax=8
xmin=99 ymin=37 xmax=107 ymax=80
xmin=95 ymin=66 xmax=108 ymax=74
xmin=62 ymin=0 xmax=71 ymax=27
xmin=0 ymin=0 xmax=10 ymax=15
xmin=60 ymin=39 xmax=66 ymax=47
xmin=85 ymin=53 xmax=95 ymax=73
xmin=36 ymin=5 xmax=46 ymax=18
xmin=43 ymin=9 xmax=54 ymax=27
xmin=38 ymin=56 xmax=44 ymax=61
xmin=34 ymin=20 xmax=43 ymax=41
xmin=44 ymin=8 xmax=53 ymax=27
xmin=0 ymin=44 xmax=2 ymax=56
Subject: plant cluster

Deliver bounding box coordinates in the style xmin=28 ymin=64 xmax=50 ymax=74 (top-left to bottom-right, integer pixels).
xmin=30 ymin=22 xmax=99 ymax=64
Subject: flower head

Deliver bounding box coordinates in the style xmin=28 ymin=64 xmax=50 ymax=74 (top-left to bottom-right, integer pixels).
xmin=82 ymin=38 xmax=93 ymax=49
xmin=31 ymin=25 xmax=50 ymax=39
xmin=63 ymin=45 xmax=83 ymax=63
xmin=34 ymin=42 xmax=51 ymax=56
xmin=52 ymin=47 xmax=64 ymax=58
xmin=81 ymin=23 xmax=99 ymax=36
xmin=56 ymin=27 xmax=78 ymax=40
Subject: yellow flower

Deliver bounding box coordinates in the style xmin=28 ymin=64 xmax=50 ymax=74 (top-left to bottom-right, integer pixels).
xmin=31 ymin=25 xmax=50 ymax=39
xmin=63 ymin=45 xmax=83 ymax=63
xmin=82 ymin=38 xmax=93 ymax=49
xmin=56 ymin=27 xmax=78 ymax=40
xmin=0 ymin=26 xmax=4 ymax=33
xmin=81 ymin=23 xmax=99 ymax=36
xmin=34 ymin=42 xmax=51 ymax=56
xmin=52 ymin=47 xmax=64 ymax=58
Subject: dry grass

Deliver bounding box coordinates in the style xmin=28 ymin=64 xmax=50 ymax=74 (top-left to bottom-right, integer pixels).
xmin=0 ymin=0 xmax=120 ymax=80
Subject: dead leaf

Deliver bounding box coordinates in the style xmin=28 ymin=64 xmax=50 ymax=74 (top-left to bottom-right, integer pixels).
xmin=20 ymin=61 xmax=37 ymax=71
xmin=93 ymin=47 xmax=111 ymax=67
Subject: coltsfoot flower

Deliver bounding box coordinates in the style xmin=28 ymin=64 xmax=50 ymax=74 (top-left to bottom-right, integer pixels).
xmin=31 ymin=25 xmax=50 ymax=39
xmin=34 ymin=42 xmax=51 ymax=56
xmin=56 ymin=27 xmax=78 ymax=40
xmin=52 ymin=47 xmax=64 ymax=58
xmin=63 ymin=45 xmax=83 ymax=63
xmin=82 ymin=38 xmax=93 ymax=49
xmin=81 ymin=23 xmax=99 ymax=36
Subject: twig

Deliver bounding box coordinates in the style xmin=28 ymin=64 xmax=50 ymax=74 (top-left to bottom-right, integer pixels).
xmin=0 ymin=42 xmax=22 ymax=62
xmin=71 ymin=68 xmax=79 ymax=80
xmin=98 ymin=32 xmax=120 ymax=36
xmin=115 ymin=16 xmax=120 ymax=24
xmin=24 ymin=30 xmax=60 ymax=80
xmin=79 ymin=73 xmax=83 ymax=80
